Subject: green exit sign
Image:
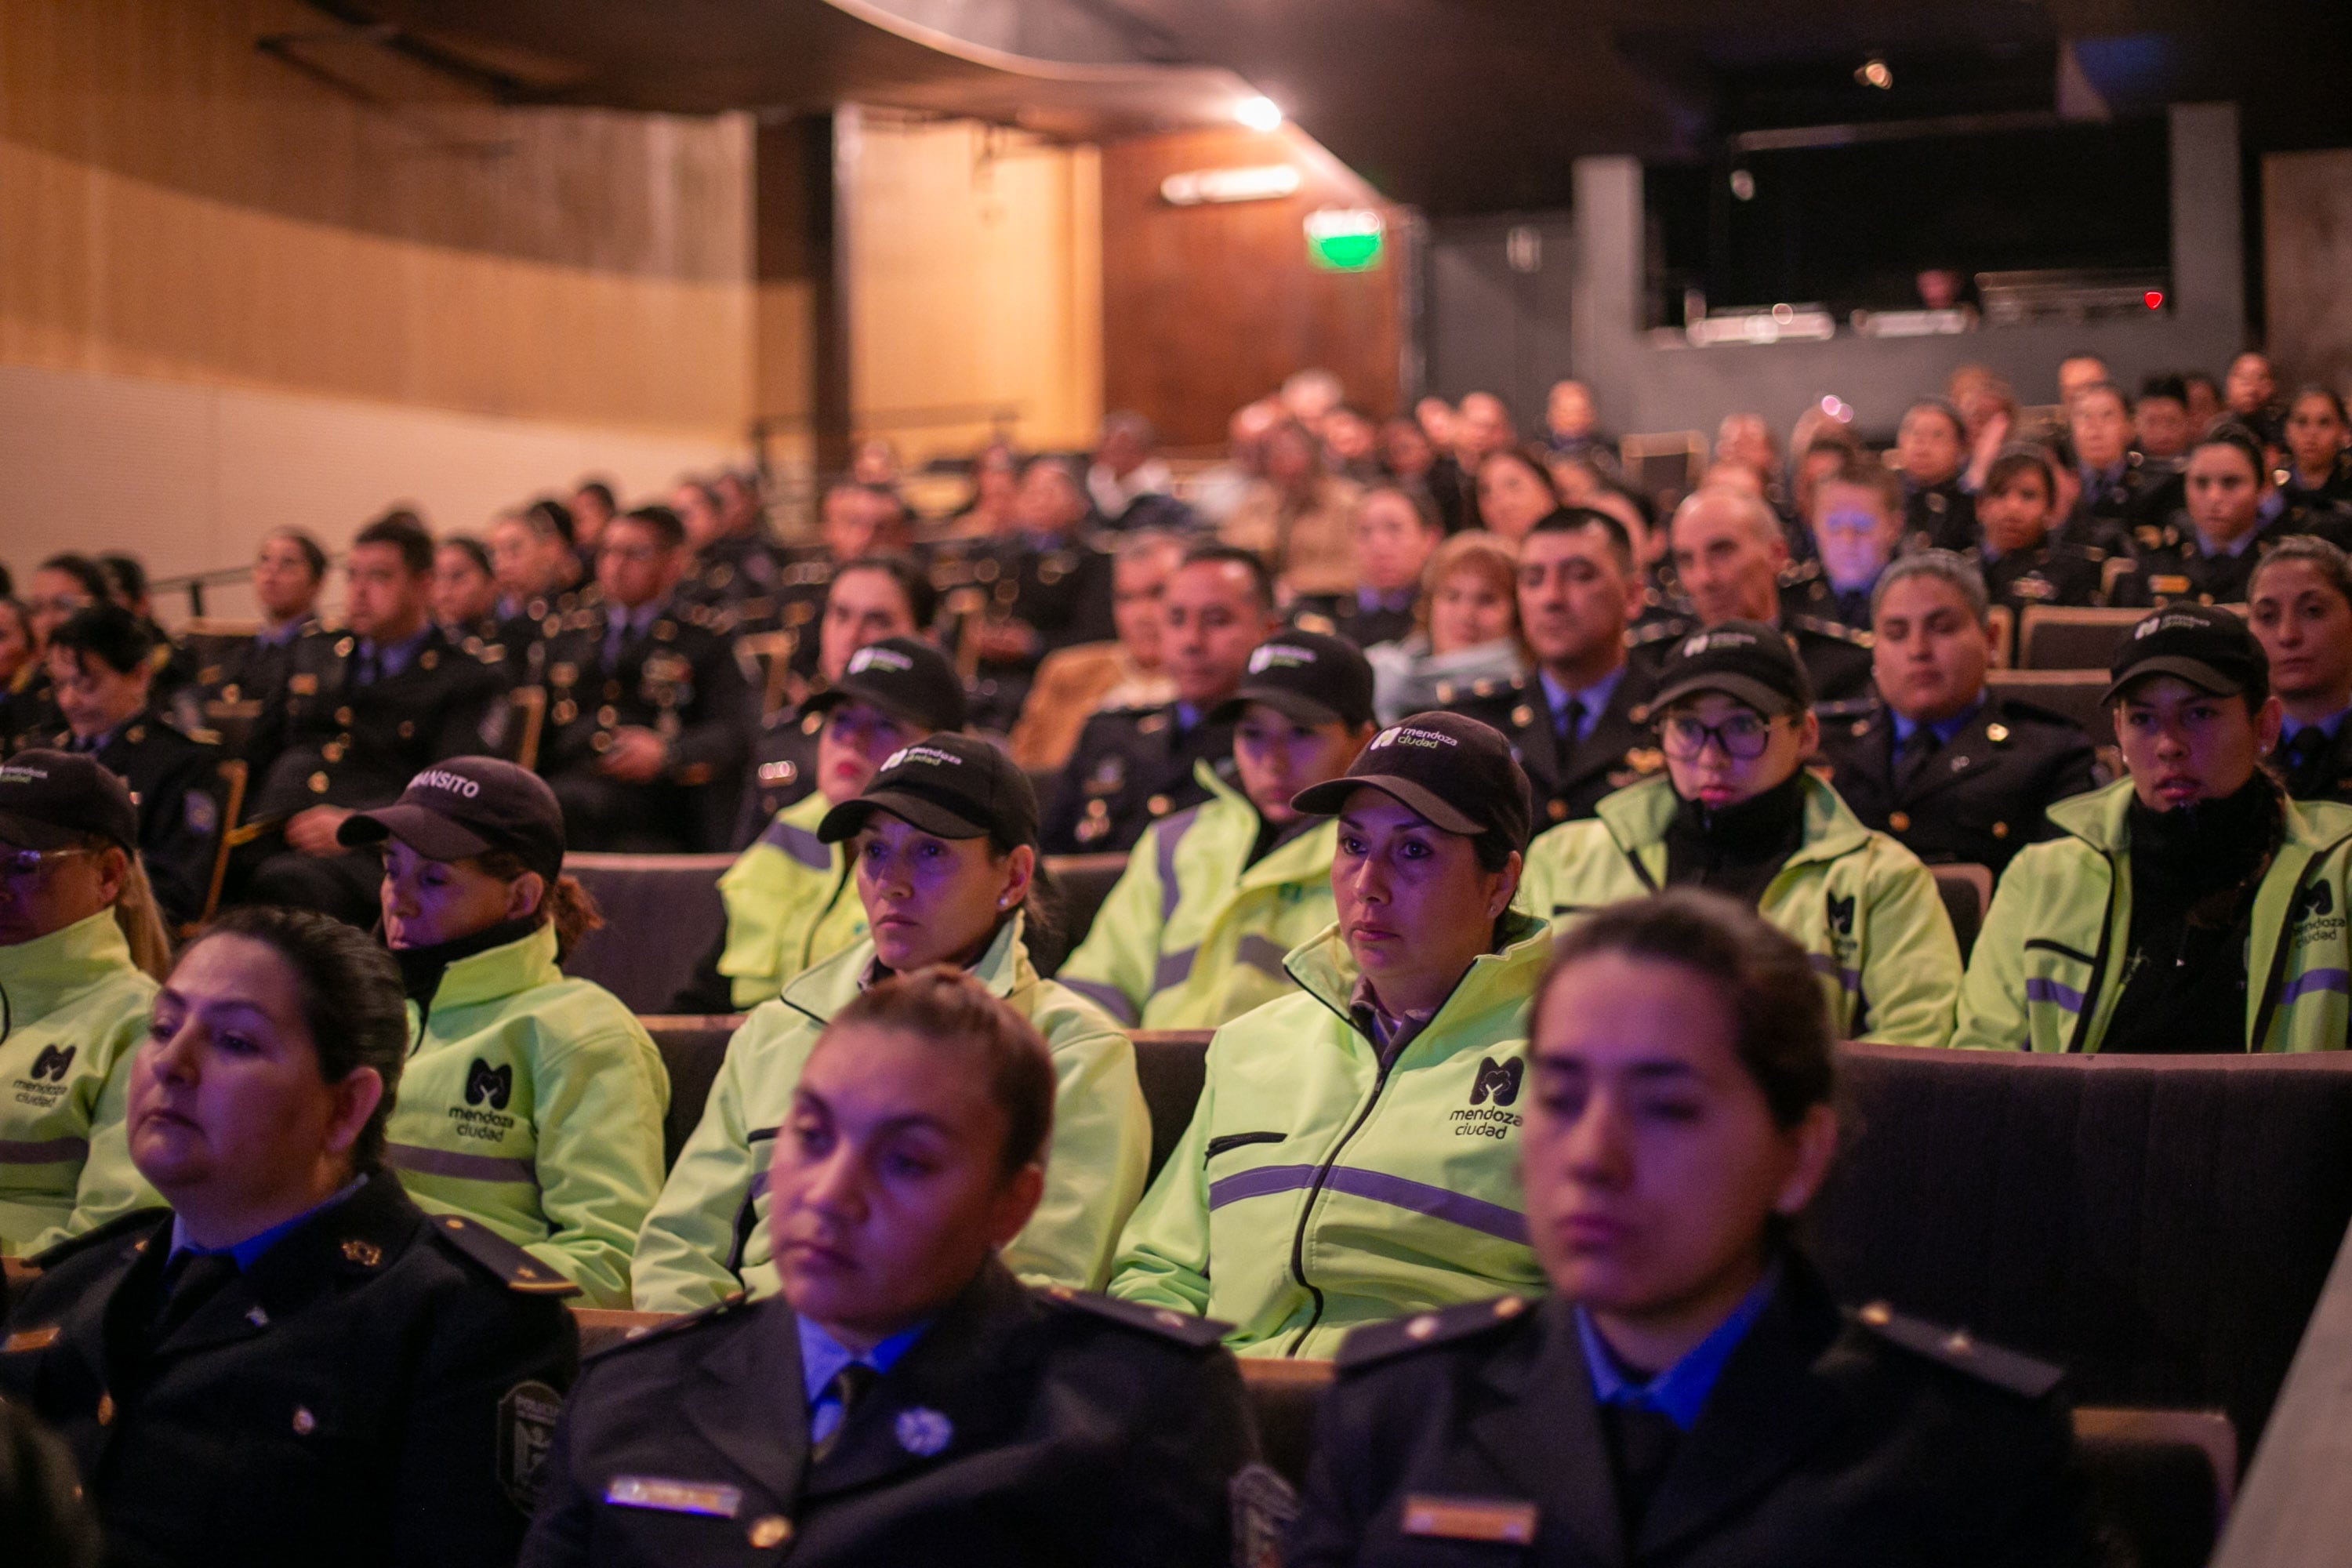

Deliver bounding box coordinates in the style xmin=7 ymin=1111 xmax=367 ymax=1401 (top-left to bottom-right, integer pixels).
xmin=1305 ymin=207 xmax=1384 ymax=271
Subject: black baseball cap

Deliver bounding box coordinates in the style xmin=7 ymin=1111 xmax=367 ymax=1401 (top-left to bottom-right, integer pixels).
xmin=0 ymin=750 xmax=138 ymax=853
xmin=818 ymin=733 xmax=1038 ymax=849
xmin=1292 ymin=711 xmax=1533 ymax=852
xmin=339 ymin=757 xmax=567 ymax=882
xmin=2106 ymin=605 xmax=2268 ymax=706
xmin=1649 ymin=620 xmax=1813 ymax=717
xmin=1212 ymin=632 xmax=1377 ymax=730
xmin=800 ymin=636 xmax=967 ymax=734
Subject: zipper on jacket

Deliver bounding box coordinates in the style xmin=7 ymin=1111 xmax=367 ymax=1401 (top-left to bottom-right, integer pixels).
xmin=2066 ymin=850 xmax=2118 ymax=1054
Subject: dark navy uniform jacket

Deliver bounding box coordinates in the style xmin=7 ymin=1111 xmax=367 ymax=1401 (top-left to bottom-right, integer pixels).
xmin=1982 ymin=541 xmax=2107 ymax=618
xmin=1286 ymin=1258 xmax=2092 ymax=1568
xmin=49 ymin=710 xmax=224 ymax=928
xmin=1904 ymin=477 xmax=1977 ymax=554
xmin=1452 ymin=662 xmax=1664 ymax=829
xmin=1040 ymin=703 xmax=1236 ymax=855
xmin=1290 ymin=591 xmax=1417 ymax=652
xmin=2278 ymin=715 xmax=2352 ymax=808
xmin=2108 ymin=522 xmax=2285 ymax=608
xmin=0 ymin=1171 xmax=579 ymax=1568
xmin=197 ymin=615 xmax=321 ymax=715
xmin=521 ymin=1261 xmax=1262 ymax=1568
xmin=1816 ymin=695 xmax=2103 ymax=876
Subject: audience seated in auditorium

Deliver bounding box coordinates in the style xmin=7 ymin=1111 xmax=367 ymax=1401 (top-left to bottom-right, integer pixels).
xmin=1520 ymin=622 xmax=1962 ymax=1047
xmin=1286 ymin=891 xmax=2093 ymax=1567
xmin=2249 ymin=537 xmax=2352 ymax=805
xmin=636 ymin=737 xmax=1149 ymax=1312
xmin=203 ymin=527 xmax=326 ymax=708
xmin=1792 ymin=458 xmax=1905 ymax=631
xmin=2 ymin=554 xmax=109 ymax=751
xmin=1472 ymin=445 xmax=1561 ymax=545
xmin=2225 ymin=350 xmax=2283 ymax=451
xmin=716 ymin=637 xmax=967 ymax=1011
xmin=1007 ymin=531 xmax=1181 ymax=774
xmin=1040 ymin=544 xmax=1278 ymax=855
xmin=45 ymin=605 xmax=224 ymax=928
xmin=2111 ymin=425 xmax=2284 ymax=607
xmin=1059 ymin=632 xmax=1374 ymax=1030
xmin=2063 ymin=381 xmax=2156 ymax=556
xmin=524 ymin=969 xmax=1258 ymax=1568
xmin=337 ymin=758 xmax=669 ymax=1308
xmin=568 ymin=477 xmax=617 ymax=573
xmin=538 ymin=506 xmax=753 ymax=853
xmin=0 ymin=753 xmax=169 ymax=1258
xmin=491 ymin=499 xmax=590 ymax=641
xmin=2280 ymin=387 xmax=2352 ymax=544
xmin=432 ymin=535 xmax=503 ymax=655
xmin=1111 ymin=711 xmax=1548 ymax=1354
xmin=1955 ymin=605 xmax=2352 ymax=1053
xmin=0 ymin=907 xmax=579 ymax=1568
xmin=234 ymin=513 xmax=511 ymax=929
xmin=1976 ymin=445 xmax=2107 ymax=615
xmin=968 ymin=456 xmax=1116 ymax=731
xmin=1456 ymin=509 xmax=1661 ymax=826
xmin=1290 ymin=483 xmax=1439 ymax=650
xmin=1221 ymin=418 xmax=1363 ymax=598
xmin=1818 ymin=553 xmax=2100 ymax=876
xmin=1656 ymin=487 xmax=1877 ymax=716
xmin=1365 ymin=530 xmax=1525 ymax=726
xmin=1086 ymin=410 xmax=1197 ymax=534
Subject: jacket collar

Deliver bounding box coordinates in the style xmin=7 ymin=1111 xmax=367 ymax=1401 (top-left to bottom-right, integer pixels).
xmin=1283 ymin=909 xmax=1554 ymax=1044
xmin=2049 ymin=775 xmax=2352 ymax=862
xmin=0 ymin=909 xmax=139 ymax=1019
xmin=780 ymin=913 xmax=1035 ymax=1029
xmin=1595 ymin=774 xmax=1871 ymax=872
xmin=1196 ymin=760 xmax=1339 ymax=891
xmin=426 ymin=921 xmax=563 ymax=1016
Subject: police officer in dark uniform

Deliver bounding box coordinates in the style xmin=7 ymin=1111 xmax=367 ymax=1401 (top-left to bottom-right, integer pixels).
xmin=2060 ymin=381 xmax=2156 ymax=558
xmin=670 ymin=478 xmax=786 ymax=636
xmin=1286 ymin=891 xmax=2092 ymax=1567
xmin=521 ymin=967 xmax=1266 ymax=1568
xmin=1975 ymin=446 xmax=2106 ymax=616
xmin=1817 ymin=554 xmax=2100 ymax=876
xmin=202 ymin=527 xmax=327 ymax=722
xmin=1454 ymin=507 xmax=1664 ymax=829
xmin=0 ymin=906 xmax=579 ymax=1568
xmin=2279 ymin=387 xmax=2352 ymax=548
xmin=237 ymin=513 xmax=510 ymax=928
xmin=535 ymin=505 xmax=754 ymax=851
xmin=967 ymin=456 xmax=1116 ymax=732
xmin=2250 ymin=536 xmax=2352 ymax=807
xmin=43 ymin=604 xmax=225 ymax=929
xmin=488 ymin=501 xmax=603 ymax=684
xmin=1896 ymin=398 xmax=1979 ymax=552
xmin=1040 ymin=543 xmax=1273 ymax=855
xmin=2111 ymin=426 xmax=2285 ymax=609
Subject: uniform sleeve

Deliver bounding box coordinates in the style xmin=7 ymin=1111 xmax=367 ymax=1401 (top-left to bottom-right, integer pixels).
xmin=630 ymin=1020 xmax=768 ymax=1313
xmin=1052 ymin=833 xmax=1166 ymax=1026
xmin=1855 ymin=853 xmax=1964 ymax=1048
xmin=1285 ymin=1373 xmax=1381 ymax=1568
xmin=525 ymin=1022 xmax=672 ymax=1308
xmin=516 ymin=1366 xmax=599 ymax=1568
xmin=1005 ymin=1018 xmax=1151 ymax=1291
xmin=1098 ymin=1348 xmax=1256 ymax=1568
xmin=1105 ymin=1046 xmax=1219 ymax=1316
xmin=142 ymin=748 xmax=219 ymax=930
xmin=390 ymin=1291 xmax=578 ymax=1568
xmin=1951 ymin=852 xmax=2042 ymax=1051
xmin=668 ymin=639 xmax=754 ymax=776
xmin=32 ymin=1005 xmax=164 ymax=1257
xmin=1040 ymin=720 xmax=1109 ymax=855
xmin=431 ymin=666 xmax=508 ymax=763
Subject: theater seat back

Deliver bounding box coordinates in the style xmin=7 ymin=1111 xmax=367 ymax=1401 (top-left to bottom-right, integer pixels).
xmin=564 ymin=853 xmax=734 ymax=1012
xmin=638 ymin=1014 xmax=744 ymax=1167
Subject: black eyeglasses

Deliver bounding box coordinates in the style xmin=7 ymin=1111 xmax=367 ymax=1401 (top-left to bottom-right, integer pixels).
xmin=1659 ymin=710 xmax=1779 ymax=761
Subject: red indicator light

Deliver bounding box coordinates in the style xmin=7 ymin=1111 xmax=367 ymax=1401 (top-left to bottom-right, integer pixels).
xmin=2145 ymin=291 xmax=2164 ymax=309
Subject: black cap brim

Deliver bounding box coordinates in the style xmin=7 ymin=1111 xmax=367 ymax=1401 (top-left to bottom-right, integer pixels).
xmin=1650 ymin=672 xmax=1802 ymax=717
xmin=798 ymin=684 xmax=941 ymax=733
xmin=338 ymin=804 xmax=495 ymax=862
xmin=818 ymin=789 xmax=993 ymax=844
xmin=1291 ymin=775 xmax=1484 ymax=835
xmin=1211 ymin=686 xmax=1348 ymax=728
xmin=0 ymin=810 xmax=85 ymax=853
xmin=2103 ymin=656 xmax=2247 ymax=707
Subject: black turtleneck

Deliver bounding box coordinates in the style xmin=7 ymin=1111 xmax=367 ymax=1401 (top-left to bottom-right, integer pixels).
xmin=1245 ymin=811 xmax=1319 ymax=872
xmin=2102 ymin=778 xmax=2283 ymax=1054
xmin=394 ymin=916 xmax=543 ymax=1025
xmin=1662 ymin=772 xmax=1809 ymax=907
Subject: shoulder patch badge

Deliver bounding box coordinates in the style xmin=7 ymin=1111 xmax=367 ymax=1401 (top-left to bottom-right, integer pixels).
xmin=1039 ymin=1285 xmax=1232 ymax=1348
xmin=1230 ymin=1462 xmax=1298 ymax=1568
xmin=1853 ymin=1300 xmax=2063 ymax=1399
xmin=430 ymin=1214 xmax=581 ymax=1298
xmin=499 ymin=1379 xmax=565 ymax=1510
xmin=1336 ymin=1294 xmax=1531 ymax=1370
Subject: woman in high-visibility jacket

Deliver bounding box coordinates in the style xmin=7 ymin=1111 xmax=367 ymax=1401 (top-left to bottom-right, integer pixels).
xmin=0 ymin=750 xmax=171 ymax=1256
xmin=1110 ymin=712 xmax=1552 ymax=1357
xmin=1519 ymin=621 xmax=1962 ymax=1047
xmin=1058 ymin=631 xmax=1374 ymax=1029
xmin=633 ymin=734 xmax=1151 ymax=1312
xmin=337 ymin=756 xmax=669 ymax=1307
xmin=1956 ymin=605 xmax=2352 ymax=1053
xmin=714 ymin=636 xmax=967 ymax=1010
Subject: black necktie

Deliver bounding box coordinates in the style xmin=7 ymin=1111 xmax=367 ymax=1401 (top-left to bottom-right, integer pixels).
xmin=356 ymin=647 xmax=383 ymax=687
xmin=154 ymin=1250 xmax=240 ymax=1341
xmin=602 ymin=614 xmax=631 ymax=673
xmin=1895 ymin=725 xmax=1941 ymax=792
xmin=1599 ymin=1402 xmax=1682 ymax=1535
xmin=811 ymin=1361 xmax=880 ymax=1462
xmin=2285 ymin=727 xmax=2330 ymax=789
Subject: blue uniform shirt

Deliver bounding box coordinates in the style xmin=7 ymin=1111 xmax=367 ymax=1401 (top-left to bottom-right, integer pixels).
xmin=1574 ymin=1262 xmax=1781 ymax=1432
xmin=799 ymin=1316 xmax=928 ymax=1446
xmin=165 ymin=1176 xmax=367 ymax=1274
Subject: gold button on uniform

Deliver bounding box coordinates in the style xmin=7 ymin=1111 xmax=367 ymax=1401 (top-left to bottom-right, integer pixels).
xmin=597 ymin=706 xmax=619 ymax=728
xmin=292 ymin=1406 xmax=317 ymax=1435
xmin=336 ymin=707 xmax=354 ymax=725
xmin=1548 ymin=799 xmax=1569 ymax=822
xmin=307 ymin=771 xmax=329 ymax=794
xmin=397 ymin=720 xmax=415 ymax=739
xmin=747 ymin=1516 xmax=791 ymax=1548
xmin=1146 ymin=793 xmax=1171 ymax=817
xmin=1992 ymin=822 xmax=2009 ymax=839
xmin=1887 ymin=811 xmax=1911 ymax=832
xmin=96 ymin=1392 xmax=114 ymax=1425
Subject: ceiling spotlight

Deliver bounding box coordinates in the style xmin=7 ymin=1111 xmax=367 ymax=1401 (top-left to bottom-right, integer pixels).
xmin=1235 ymin=95 xmax=1283 ymax=132
xmin=1856 ymin=56 xmax=1893 ymax=90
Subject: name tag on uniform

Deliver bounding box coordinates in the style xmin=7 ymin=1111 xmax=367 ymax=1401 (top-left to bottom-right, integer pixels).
xmin=289 ymin=674 xmax=319 ymax=695
xmin=1401 ymin=1494 xmax=1539 ymax=1544
xmin=603 ymin=1475 xmax=743 ymax=1518
xmin=2 ymin=1327 xmax=60 ymax=1352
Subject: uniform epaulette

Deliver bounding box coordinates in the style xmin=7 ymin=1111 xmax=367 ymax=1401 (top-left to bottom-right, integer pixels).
xmin=1813 ymin=697 xmax=1881 ymax=721
xmin=1036 ymin=1285 xmax=1230 ymax=1349
xmin=583 ymin=1294 xmax=750 ymax=1363
xmin=1334 ymin=1294 xmax=1534 ymax=1371
xmin=1790 ymin=614 xmax=1873 ymax=648
xmin=25 ymin=1206 xmax=169 ymax=1270
xmin=1628 ymin=618 xmax=1692 ymax=647
xmin=424 ymin=1212 xmax=581 ymax=1298
xmin=1850 ymin=1301 xmax=2063 ymax=1399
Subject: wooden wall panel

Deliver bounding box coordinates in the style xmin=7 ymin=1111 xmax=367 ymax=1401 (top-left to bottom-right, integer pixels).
xmin=2265 ymin=150 xmax=2352 ymax=397
xmin=1100 ymin=125 xmax=1403 ymax=450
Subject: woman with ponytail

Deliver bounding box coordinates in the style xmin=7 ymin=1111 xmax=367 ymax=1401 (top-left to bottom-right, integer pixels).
xmin=336 ymin=757 xmax=668 ymax=1307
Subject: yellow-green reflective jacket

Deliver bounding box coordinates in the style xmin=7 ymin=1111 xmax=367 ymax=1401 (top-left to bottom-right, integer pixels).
xmin=717 ymin=790 xmax=867 ymax=1010
xmin=1108 ymin=913 xmax=1552 ymax=1359
xmin=387 ymin=923 xmax=670 ymax=1307
xmin=631 ymin=915 xmax=1151 ymax=1313
xmin=0 ymin=912 xmax=160 ymax=1257
xmin=1057 ymin=764 xmax=1336 ymax=1029
xmin=1954 ymin=779 xmax=2352 ymax=1053
xmin=1519 ymin=774 xmax=1962 ymax=1047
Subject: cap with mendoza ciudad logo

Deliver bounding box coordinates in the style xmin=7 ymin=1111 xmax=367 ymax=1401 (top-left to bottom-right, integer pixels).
xmin=1647 ymin=619 xmax=1813 ymax=717
xmin=1212 ymin=631 xmax=1377 ymax=731
xmin=818 ymin=733 xmax=1040 ymax=849
xmin=1290 ymin=711 xmax=1532 ymax=852
xmin=800 ymin=636 xmax=968 ymax=734
xmin=2104 ymin=604 xmax=2268 ymax=706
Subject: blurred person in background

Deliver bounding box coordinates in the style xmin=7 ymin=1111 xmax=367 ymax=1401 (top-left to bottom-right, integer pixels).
xmin=1949 ymin=363 xmax=2020 ymax=492
xmin=2184 ymin=370 xmax=2224 ymax=433
xmin=1454 ymin=393 xmax=1516 ymax=476
xmin=1281 ymin=368 xmax=1344 ymax=438
xmin=2111 ymin=426 xmax=2281 ymax=608
xmin=1894 ymin=398 xmax=1976 ymax=552
xmin=1189 ymin=398 xmax=1282 ymax=528
xmin=3 ymin=556 xmax=108 ymax=753
xmin=0 ymin=598 xmax=34 ymax=702
xmin=491 ymin=499 xmax=586 ymax=632
xmin=432 ymin=536 xmax=503 ymax=652
xmin=1792 ymin=459 xmax=1904 ymax=630
xmin=1382 ymin=413 xmax=1470 ymax=535
xmin=1474 ymin=446 xmax=1563 ymax=543
xmin=198 ymin=527 xmax=328 ymax=720
xmin=1543 ymin=378 xmax=1614 ymax=471
xmin=2224 ymin=350 xmax=2283 ymax=450
xmin=2061 ymin=382 xmax=2149 ymax=557
xmin=2056 ymin=353 xmax=2111 ymax=408
xmin=971 ymin=456 xmax=1116 ymax=728
xmin=1293 ymin=485 xmax=1441 ymax=650
xmin=674 ymin=476 xmax=782 ymax=633
xmin=948 ymin=440 xmax=1021 ymax=539
xmin=1086 ymin=411 xmax=1197 ymax=534
xmin=1323 ymin=405 xmax=1385 ymax=485
xmin=2249 ymin=538 xmax=2352 ymax=805
xmin=1367 ymin=531 xmax=1525 ymax=724
xmin=851 ymin=437 xmax=902 ymax=488
xmin=1008 ymin=532 xmax=1183 ymax=775
xmin=1974 ymin=445 xmax=2106 ymax=616
xmin=2279 ymin=387 xmax=2352 ymax=544
xmin=1222 ymin=419 xmax=1363 ymax=599
xmin=569 ymin=477 xmax=618 ymax=576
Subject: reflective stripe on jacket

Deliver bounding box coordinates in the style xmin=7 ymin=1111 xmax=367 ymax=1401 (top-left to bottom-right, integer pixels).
xmin=632 ymin=914 xmax=1150 ymax=1312
xmin=0 ymin=910 xmax=160 ymax=1256
xmin=1518 ymin=774 xmax=1962 ymax=1047
xmin=1108 ymin=913 xmax=1552 ymax=1359
xmin=1954 ymin=778 xmax=2352 ymax=1053
xmin=716 ymin=790 xmax=866 ymax=1011
xmin=385 ymin=922 xmax=670 ymax=1307
xmin=1057 ymin=762 xmax=1335 ymax=1029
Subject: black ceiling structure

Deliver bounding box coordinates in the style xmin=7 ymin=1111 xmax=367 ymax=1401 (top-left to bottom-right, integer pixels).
xmin=313 ymin=0 xmax=2352 ymax=216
